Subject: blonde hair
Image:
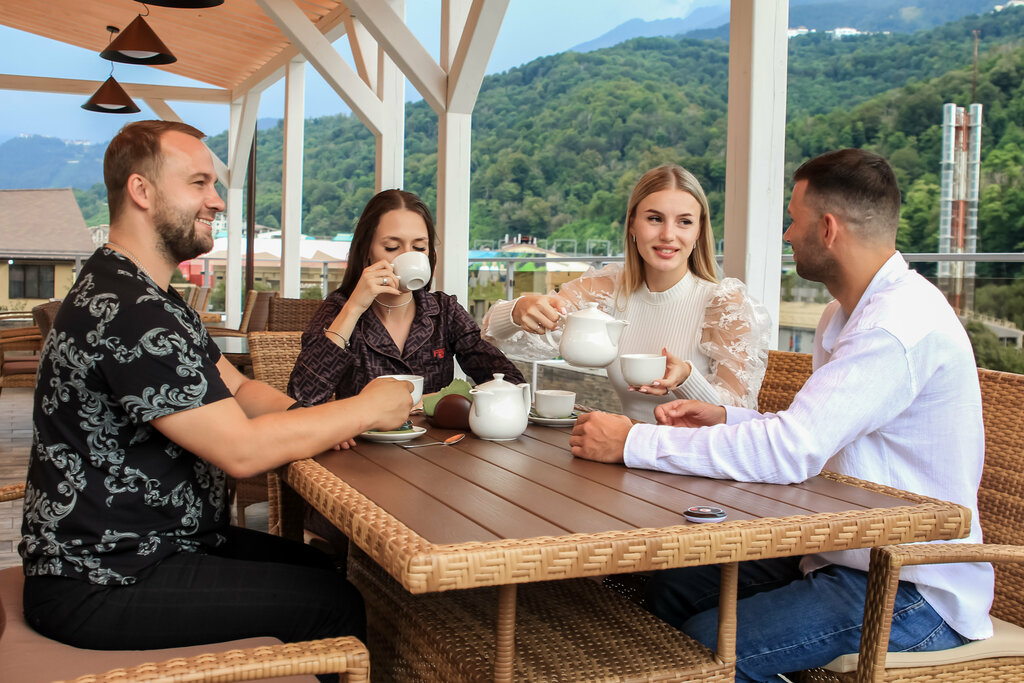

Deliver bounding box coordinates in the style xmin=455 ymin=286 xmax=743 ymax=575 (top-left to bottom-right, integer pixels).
xmin=619 ymin=164 xmax=717 ymax=304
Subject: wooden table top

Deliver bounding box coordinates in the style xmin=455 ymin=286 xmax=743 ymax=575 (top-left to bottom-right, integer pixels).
xmin=281 ymin=418 xmax=970 ymax=594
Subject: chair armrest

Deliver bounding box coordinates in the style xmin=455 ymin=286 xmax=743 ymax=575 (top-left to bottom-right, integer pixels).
xmin=0 ymin=483 xmax=25 ymax=502
xmin=207 ymin=328 xmax=248 ymax=338
xmin=877 ymin=542 xmax=1024 ymax=568
xmin=0 ymin=331 xmax=42 ymax=348
xmin=62 ymin=636 xmax=369 ymax=683
xmin=856 ymin=543 xmax=1024 ymax=682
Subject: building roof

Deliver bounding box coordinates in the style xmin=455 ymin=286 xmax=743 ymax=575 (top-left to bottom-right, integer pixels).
xmin=0 ymin=188 xmax=96 ymax=260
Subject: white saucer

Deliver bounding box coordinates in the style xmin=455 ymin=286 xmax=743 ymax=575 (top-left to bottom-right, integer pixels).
xmin=359 ymin=426 xmax=427 ymax=443
xmin=528 ymin=411 xmax=579 ymax=427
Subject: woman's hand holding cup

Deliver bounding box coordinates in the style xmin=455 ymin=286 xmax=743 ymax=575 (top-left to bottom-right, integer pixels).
xmin=623 ymin=348 xmax=691 ymax=395
xmin=349 ymin=259 xmax=403 ymax=312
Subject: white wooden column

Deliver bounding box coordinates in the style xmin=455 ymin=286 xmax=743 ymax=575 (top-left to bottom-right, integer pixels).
xmin=281 ymin=57 xmax=305 ymax=298
xmin=375 ymin=0 xmax=406 ymax=191
xmin=723 ymin=0 xmax=788 ymax=349
xmin=226 ymin=92 xmax=261 ymax=327
xmin=435 ymin=0 xmax=472 ymax=303
xmin=435 ymin=0 xmax=508 ymax=303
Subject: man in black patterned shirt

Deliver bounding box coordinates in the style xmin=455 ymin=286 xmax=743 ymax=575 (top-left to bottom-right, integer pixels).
xmin=20 ymin=120 xmax=412 ymax=654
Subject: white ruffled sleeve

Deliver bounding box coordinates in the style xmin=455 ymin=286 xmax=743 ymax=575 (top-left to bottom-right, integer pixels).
xmin=671 ymin=278 xmax=772 ymax=409
xmin=481 ymin=262 xmax=622 ymax=361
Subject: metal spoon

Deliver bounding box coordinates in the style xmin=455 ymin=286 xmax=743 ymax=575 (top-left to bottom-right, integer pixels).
xmin=401 ymin=433 xmax=466 ymax=449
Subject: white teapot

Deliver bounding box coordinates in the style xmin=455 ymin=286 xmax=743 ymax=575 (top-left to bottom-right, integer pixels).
xmin=546 ymin=302 xmax=629 ymax=369
xmin=469 ymin=373 xmax=531 ymax=441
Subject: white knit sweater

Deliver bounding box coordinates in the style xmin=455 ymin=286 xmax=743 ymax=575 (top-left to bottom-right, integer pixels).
xmin=482 ymin=263 xmax=771 ymax=423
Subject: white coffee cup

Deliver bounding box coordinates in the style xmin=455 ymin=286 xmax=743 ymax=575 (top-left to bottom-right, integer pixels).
xmin=533 ymin=389 xmax=576 ymax=418
xmin=391 ymin=251 xmax=431 ymax=292
xmin=380 ymin=374 xmax=424 ymax=406
xmin=620 ymin=353 xmax=667 ymax=387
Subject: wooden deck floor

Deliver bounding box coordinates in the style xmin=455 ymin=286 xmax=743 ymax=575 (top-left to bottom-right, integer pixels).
xmin=0 ymin=387 xmax=31 ymax=570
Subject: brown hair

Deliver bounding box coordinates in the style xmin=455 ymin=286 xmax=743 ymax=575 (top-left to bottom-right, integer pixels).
xmin=104 ymin=120 xmax=206 ymax=222
xmin=793 ymin=148 xmax=901 ymax=244
xmin=620 ymin=164 xmax=717 ymax=302
xmin=339 ymin=189 xmax=438 ymax=296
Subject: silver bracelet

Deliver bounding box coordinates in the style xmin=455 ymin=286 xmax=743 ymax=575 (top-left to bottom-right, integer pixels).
xmin=323 ymin=327 xmax=349 ymax=349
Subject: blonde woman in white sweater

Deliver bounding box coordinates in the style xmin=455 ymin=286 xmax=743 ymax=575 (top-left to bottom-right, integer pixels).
xmin=481 ymin=164 xmax=771 ymax=423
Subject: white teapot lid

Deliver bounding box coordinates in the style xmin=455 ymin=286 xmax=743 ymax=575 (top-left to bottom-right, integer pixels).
xmin=474 ymin=373 xmax=521 ymax=392
xmin=567 ymin=302 xmax=614 ymax=320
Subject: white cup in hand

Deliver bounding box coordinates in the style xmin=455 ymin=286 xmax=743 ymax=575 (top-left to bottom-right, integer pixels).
xmin=380 ymin=374 xmax=423 ymax=406
xmin=620 ymin=353 xmax=667 ymax=387
xmin=533 ymin=389 xmax=576 ymax=418
xmin=391 ymin=251 xmax=431 ymax=292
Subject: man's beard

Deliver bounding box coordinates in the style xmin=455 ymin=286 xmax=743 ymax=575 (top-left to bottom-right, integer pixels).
xmin=793 ymin=228 xmax=837 ymax=284
xmin=153 ymin=193 xmax=213 ymax=263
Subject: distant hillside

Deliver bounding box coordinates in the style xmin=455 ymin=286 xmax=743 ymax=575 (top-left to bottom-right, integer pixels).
xmin=196 ymin=6 xmax=1024 ymax=251
xmin=571 ymin=6 xmax=730 ymax=52
xmin=0 ymin=136 xmax=104 ymax=190
xmin=574 ymin=0 xmax=1000 ymax=52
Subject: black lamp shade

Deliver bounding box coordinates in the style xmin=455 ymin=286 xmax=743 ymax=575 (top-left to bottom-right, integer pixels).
xmin=135 ymin=0 xmax=224 ymax=7
xmin=81 ymin=76 xmax=141 ymax=114
xmin=100 ymin=15 xmax=176 ymax=65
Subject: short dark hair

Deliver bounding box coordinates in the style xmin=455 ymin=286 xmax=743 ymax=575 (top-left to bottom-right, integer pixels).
xmin=793 ymin=149 xmax=901 ymax=243
xmin=339 ymin=189 xmax=437 ymax=296
xmin=104 ymin=120 xmax=206 ymax=222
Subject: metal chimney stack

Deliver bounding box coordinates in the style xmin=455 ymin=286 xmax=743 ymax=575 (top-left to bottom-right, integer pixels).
xmin=937 ymin=102 xmax=982 ymax=313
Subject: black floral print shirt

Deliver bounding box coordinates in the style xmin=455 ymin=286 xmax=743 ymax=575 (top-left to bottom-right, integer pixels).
xmin=287 ymin=288 xmax=524 ymax=404
xmin=20 ymin=248 xmax=233 ymax=585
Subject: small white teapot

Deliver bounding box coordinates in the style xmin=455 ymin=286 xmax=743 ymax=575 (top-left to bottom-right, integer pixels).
xmin=469 ymin=373 xmax=531 ymax=441
xmin=546 ymin=302 xmax=629 ymax=369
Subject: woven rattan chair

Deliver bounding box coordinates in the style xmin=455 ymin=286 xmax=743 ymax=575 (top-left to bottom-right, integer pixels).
xmin=233 ymin=331 xmax=304 ymax=527
xmin=797 ymin=367 xmax=1024 ymax=682
xmin=192 ymin=286 xmax=212 ymax=313
xmin=0 ymin=484 xmax=369 ymax=683
xmin=31 ymin=301 xmax=62 ymax=343
xmin=0 ymin=326 xmax=41 ymax=399
xmin=267 ymin=297 xmax=323 ymax=332
xmin=757 ymin=350 xmax=814 ymax=414
xmin=207 ymin=290 xmax=277 ymax=339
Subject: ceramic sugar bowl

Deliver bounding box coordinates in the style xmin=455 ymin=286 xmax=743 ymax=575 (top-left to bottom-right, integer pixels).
xmin=469 ymin=373 xmax=531 ymax=441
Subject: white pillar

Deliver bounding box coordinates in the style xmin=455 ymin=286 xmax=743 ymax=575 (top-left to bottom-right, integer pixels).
xmin=435 ymin=0 xmax=473 ymax=305
xmin=225 ymin=101 xmax=244 ymax=328
xmin=375 ymin=0 xmax=406 ymax=191
xmin=226 ymin=93 xmax=261 ymax=327
xmin=723 ymin=0 xmax=788 ymax=349
xmin=281 ymin=57 xmax=305 ymax=298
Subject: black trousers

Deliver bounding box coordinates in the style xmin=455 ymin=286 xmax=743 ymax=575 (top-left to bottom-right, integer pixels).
xmin=23 ymin=526 xmax=365 ymax=651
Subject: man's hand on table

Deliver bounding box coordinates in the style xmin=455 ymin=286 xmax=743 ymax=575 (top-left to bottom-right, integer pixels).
xmin=569 ymin=411 xmax=633 ymax=463
xmin=654 ymin=399 xmax=727 ymax=428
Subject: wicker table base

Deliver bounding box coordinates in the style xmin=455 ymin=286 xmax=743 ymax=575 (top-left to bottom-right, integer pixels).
xmin=348 ymin=548 xmax=733 ymax=682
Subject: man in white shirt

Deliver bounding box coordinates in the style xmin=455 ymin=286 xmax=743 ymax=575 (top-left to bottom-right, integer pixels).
xmin=569 ymin=149 xmax=993 ymax=681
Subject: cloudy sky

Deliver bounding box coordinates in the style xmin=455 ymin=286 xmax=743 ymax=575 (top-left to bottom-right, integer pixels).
xmin=0 ymin=0 xmax=723 ymax=144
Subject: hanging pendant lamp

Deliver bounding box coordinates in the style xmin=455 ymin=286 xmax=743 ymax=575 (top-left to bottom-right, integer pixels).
xmin=82 ymin=76 xmax=141 ymax=114
xmin=135 ymin=0 xmax=224 ymax=6
xmin=83 ymin=27 xmax=141 ymax=114
xmin=100 ymin=14 xmax=176 ymax=65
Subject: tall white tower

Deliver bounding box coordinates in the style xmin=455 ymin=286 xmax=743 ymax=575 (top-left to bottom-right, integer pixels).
xmin=938 ymin=102 xmax=982 ymax=313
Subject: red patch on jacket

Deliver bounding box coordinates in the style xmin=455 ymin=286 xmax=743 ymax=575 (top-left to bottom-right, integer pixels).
xmin=432 ymin=348 xmax=445 ymax=359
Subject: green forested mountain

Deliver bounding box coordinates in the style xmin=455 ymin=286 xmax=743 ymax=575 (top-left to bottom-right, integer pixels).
xmin=201 ymin=6 xmax=1024 ymax=266
xmin=72 ymin=6 xmax=1024 ymax=273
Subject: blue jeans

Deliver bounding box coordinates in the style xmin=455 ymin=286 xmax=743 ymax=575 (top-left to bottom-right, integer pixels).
xmin=647 ymin=557 xmax=969 ymax=682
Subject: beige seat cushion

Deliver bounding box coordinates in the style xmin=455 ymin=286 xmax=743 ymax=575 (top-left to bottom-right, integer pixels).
xmin=823 ymin=617 xmax=1024 ymax=672
xmin=0 ymin=567 xmax=315 ymax=682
